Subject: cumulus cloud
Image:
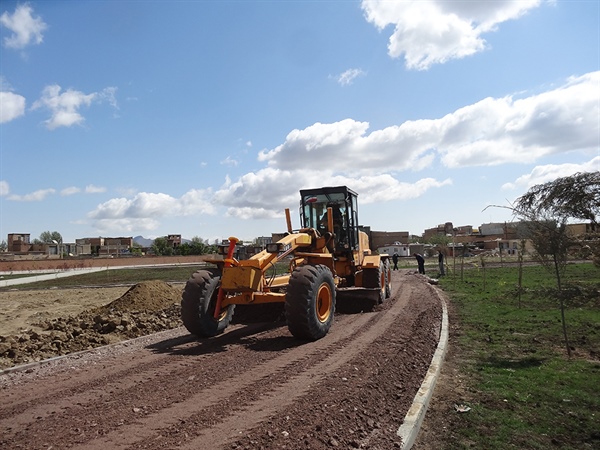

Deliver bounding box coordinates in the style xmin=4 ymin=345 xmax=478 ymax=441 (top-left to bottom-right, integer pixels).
xmin=502 ymin=157 xmax=600 ymax=190
xmin=213 ymin=168 xmax=452 ymax=219
xmin=0 ymin=91 xmax=26 ymax=123
xmin=438 ymin=72 xmax=599 ymax=167
xmin=361 ymin=0 xmax=541 ymax=70
xmin=32 ymin=85 xmax=118 ymax=130
xmin=8 ymin=188 xmax=56 ymax=201
xmin=259 ymin=72 xmax=598 ymax=173
xmin=86 ymin=71 xmax=597 ymax=226
xmin=88 ymin=190 xmax=216 ymax=229
xmin=0 ymin=3 xmax=47 ymax=49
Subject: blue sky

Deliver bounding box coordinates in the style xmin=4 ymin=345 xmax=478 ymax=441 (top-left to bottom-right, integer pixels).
xmin=0 ymin=0 xmax=598 ymax=244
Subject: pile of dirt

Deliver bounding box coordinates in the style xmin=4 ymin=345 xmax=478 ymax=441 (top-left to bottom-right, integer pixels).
xmin=98 ymin=280 xmax=182 ymax=313
xmin=0 ymin=281 xmax=183 ymax=370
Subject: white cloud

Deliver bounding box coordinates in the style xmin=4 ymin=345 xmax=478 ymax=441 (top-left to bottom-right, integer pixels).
xmin=502 ymin=157 xmax=600 ymax=190
xmin=213 ymin=167 xmax=452 ymax=219
xmin=0 ymin=91 xmax=26 ymax=123
xmin=333 ymin=68 xmax=366 ymax=86
xmin=0 ymin=3 xmax=47 ymax=49
xmin=85 ymin=184 xmax=106 ymax=194
xmin=361 ymin=0 xmax=541 ymax=70
xmin=258 ymin=72 xmax=599 ymax=173
xmin=88 ymin=190 xmax=215 ymax=226
xmin=31 ymin=84 xmax=118 ymax=130
xmin=211 ymin=72 xmax=597 ymax=219
xmin=61 ymin=187 xmax=81 ymax=196
xmin=0 ymin=180 xmax=9 ymax=196
xmin=86 ymin=71 xmax=597 ymax=227
xmin=220 ymin=156 xmax=239 ymax=167
xmin=60 ymin=185 xmax=106 ymax=196
xmin=438 ymin=72 xmax=599 ymax=167
xmin=8 ymin=188 xmax=55 ymax=201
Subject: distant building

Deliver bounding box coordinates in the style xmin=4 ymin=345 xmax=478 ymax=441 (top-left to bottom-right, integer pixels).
xmin=167 ymin=234 xmax=182 ymax=248
xmin=7 ymin=233 xmax=31 ymax=253
xmin=377 ymin=242 xmax=411 ymax=257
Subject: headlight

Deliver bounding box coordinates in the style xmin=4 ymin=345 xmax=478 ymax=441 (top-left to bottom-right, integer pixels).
xmin=266 ymin=243 xmax=281 ymax=253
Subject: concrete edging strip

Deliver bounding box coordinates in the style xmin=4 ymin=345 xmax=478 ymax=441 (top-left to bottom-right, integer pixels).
xmin=397 ymin=283 xmax=449 ymax=449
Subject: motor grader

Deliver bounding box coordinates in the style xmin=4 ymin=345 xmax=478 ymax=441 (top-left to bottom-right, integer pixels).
xmin=181 ymin=186 xmax=391 ymax=341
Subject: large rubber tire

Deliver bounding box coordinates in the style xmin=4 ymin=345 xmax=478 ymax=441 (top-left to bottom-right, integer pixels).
xmin=285 ymin=264 xmax=336 ymax=341
xmin=363 ymin=261 xmax=385 ymax=304
xmin=384 ymin=258 xmax=392 ymax=299
xmin=181 ymin=269 xmax=235 ymax=337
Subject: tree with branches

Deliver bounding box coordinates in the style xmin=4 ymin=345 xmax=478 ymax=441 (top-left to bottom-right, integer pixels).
xmin=35 ymin=231 xmax=63 ymax=244
xmin=512 ymin=171 xmax=599 ymax=357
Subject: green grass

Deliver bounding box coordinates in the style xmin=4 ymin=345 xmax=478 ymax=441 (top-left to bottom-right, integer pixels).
xmin=0 ymin=265 xmax=207 ymax=290
xmin=0 ymin=261 xmax=292 ymax=290
xmin=439 ymin=262 xmax=600 ymax=449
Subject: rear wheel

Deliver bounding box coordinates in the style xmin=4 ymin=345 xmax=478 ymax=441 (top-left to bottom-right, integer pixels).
xmin=181 ymin=269 xmax=235 ymax=337
xmin=285 ymin=264 xmax=336 ymax=341
xmin=363 ymin=261 xmax=385 ymax=304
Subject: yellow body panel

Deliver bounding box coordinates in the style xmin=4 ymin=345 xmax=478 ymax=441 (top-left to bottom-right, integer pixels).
xmin=221 ymin=291 xmax=286 ymax=307
xmin=362 ymin=254 xmax=380 ymax=269
xmin=221 ymin=265 xmax=262 ymax=291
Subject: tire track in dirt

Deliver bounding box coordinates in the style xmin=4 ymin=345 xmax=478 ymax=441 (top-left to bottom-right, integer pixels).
xmin=179 ymin=282 xmax=415 ymax=450
xmin=68 ymin=312 xmax=379 ymax=450
xmin=0 ymin=323 xmax=266 ymax=424
xmin=0 ymin=271 xmax=438 ymax=450
xmin=0 ymin=312 xmax=376 ymax=448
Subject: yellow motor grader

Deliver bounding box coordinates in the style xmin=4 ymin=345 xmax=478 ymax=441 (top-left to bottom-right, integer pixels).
xmin=181 ymin=186 xmax=391 ymax=341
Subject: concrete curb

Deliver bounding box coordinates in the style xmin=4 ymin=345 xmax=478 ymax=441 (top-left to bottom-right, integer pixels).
xmin=397 ymin=283 xmax=449 ymax=449
xmin=0 ymin=267 xmax=109 ymax=287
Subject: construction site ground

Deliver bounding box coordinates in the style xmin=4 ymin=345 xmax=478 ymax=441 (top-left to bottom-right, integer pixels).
xmin=0 ymin=269 xmax=450 ymax=450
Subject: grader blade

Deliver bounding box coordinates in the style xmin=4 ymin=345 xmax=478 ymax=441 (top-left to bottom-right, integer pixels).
xmin=335 ymin=287 xmax=380 ymax=313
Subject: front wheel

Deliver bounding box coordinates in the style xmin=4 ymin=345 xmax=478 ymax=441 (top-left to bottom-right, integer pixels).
xmin=285 ymin=264 xmax=336 ymax=341
xmin=181 ymin=269 xmax=235 ymax=337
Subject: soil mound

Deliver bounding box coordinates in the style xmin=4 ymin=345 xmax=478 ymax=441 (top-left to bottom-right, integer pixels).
xmin=99 ymin=280 xmax=182 ymax=313
xmin=0 ymin=281 xmax=184 ymax=370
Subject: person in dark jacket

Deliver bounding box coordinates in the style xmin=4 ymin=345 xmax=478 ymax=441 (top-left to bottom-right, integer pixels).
xmin=438 ymin=250 xmax=445 ymax=276
xmin=392 ymin=253 xmax=399 ymax=270
xmin=414 ymin=253 xmax=425 ymax=274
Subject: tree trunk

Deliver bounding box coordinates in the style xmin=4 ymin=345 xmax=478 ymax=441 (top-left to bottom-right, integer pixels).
xmin=554 ymin=254 xmax=571 ymax=358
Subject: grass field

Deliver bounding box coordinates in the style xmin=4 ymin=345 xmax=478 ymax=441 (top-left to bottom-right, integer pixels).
xmin=438 ymin=262 xmax=600 ymax=449
xmin=0 ymin=261 xmax=292 ymax=290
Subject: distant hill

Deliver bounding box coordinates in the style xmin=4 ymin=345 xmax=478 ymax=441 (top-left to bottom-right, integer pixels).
xmin=133 ymin=236 xmax=154 ymax=247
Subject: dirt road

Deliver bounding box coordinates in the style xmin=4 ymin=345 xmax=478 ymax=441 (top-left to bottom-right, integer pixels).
xmin=0 ymin=270 xmax=442 ymax=449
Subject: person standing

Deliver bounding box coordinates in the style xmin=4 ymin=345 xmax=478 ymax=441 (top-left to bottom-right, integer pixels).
xmin=392 ymin=252 xmax=399 ymax=270
xmin=438 ymin=250 xmax=445 ymax=276
xmin=414 ymin=253 xmax=425 ymax=274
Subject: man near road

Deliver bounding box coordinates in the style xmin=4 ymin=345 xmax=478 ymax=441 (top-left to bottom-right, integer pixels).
xmin=438 ymin=250 xmax=445 ymax=276
xmin=392 ymin=253 xmax=399 ymax=270
xmin=414 ymin=253 xmax=425 ymax=274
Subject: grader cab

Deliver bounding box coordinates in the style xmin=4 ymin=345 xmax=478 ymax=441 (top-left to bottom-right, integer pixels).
xmin=181 ymin=186 xmax=391 ymax=341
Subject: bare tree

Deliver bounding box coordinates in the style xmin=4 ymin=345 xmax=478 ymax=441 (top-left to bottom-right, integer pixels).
xmin=512 ymin=171 xmax=600 ymax=358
